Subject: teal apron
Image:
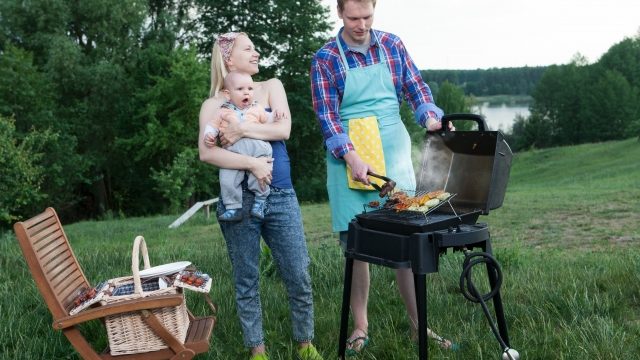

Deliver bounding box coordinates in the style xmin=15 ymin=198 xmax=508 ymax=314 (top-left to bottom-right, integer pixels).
xmin=326 ymin=32 xmax=416 ymax=232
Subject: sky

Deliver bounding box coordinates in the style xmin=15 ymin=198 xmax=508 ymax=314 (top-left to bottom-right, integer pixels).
xmin=319 ymin=0 xmax=640 ymax=70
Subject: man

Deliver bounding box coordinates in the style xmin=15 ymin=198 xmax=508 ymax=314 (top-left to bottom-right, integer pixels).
xmin=310 ymin=0 xmax=455 ymax=355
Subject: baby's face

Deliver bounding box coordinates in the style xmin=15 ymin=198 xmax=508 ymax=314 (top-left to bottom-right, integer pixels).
xmin=225 ymin=73 xmax=255 ymax=109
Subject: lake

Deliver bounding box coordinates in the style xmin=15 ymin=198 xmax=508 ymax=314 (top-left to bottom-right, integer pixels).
xmin=471 ymin=102 xmax=531 ymax=133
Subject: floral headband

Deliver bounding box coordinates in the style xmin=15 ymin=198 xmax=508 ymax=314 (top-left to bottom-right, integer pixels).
xmin=216 ymin=32 xmax=243 ymax=62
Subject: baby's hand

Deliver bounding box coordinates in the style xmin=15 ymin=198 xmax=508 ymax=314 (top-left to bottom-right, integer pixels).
xmin=204 ymin=132 xmax=217 ymax=148
xmin=203 ymin=124 xmax=219 ymax=148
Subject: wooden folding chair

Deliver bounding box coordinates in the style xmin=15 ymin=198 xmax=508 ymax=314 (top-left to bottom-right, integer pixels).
xmin=13 ymin=207 xmax=215 ymax=360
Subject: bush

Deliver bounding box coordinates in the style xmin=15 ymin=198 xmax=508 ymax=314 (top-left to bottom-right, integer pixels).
xmin=151 ymin=147 xmax=218 ymax=213
xmin=0 ymin=116 xmax=54 ymax=226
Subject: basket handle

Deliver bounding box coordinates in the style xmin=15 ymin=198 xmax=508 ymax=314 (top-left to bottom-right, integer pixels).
xmin=131 ymin=235 xmax=151 ymax=295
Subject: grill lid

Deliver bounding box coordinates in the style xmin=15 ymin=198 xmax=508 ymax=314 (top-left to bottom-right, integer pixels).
xmin=416 ymin=113 xmax=512 ymax=215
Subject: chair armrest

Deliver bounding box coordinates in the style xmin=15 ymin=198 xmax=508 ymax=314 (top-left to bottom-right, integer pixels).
xmin=53 ymin=294 xmax=184 ymax=330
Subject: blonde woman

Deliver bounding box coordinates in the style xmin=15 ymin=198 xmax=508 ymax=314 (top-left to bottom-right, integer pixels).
xmin=198 ymin=32 xmax=322 ymax=360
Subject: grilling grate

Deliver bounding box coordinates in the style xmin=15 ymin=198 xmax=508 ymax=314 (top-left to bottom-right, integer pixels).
xmin=363 ymin=191 xmax=458 ymax=217
xmin=356 ymin=192 xmax=482 ymax=235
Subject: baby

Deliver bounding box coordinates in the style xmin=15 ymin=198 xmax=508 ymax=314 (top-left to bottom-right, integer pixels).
xmin=204 ymin=71 xmax=273 ymax=222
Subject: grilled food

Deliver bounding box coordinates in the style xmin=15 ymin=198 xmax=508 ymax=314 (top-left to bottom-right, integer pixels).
xmin=382 ymin=190 xmax=450 ymax=212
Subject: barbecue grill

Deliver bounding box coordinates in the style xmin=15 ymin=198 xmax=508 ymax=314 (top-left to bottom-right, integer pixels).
xmin=338 ymin=113 xmax=518 ymax=359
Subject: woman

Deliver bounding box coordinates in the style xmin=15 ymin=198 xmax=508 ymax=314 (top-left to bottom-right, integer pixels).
xmin=198 ymin=32 xmax=323 ymax=360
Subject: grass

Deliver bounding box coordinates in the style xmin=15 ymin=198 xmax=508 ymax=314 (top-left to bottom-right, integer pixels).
xmin=1 ymin=138 xmax=639 ymax=359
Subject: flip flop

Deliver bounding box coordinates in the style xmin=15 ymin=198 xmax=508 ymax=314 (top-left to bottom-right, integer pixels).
xmin=345 ymin=329 xmax=370 ymax=357
xmin=434 ymin=335 xmax=460 ymax=351
xmin=414 ymin=329 xmax=461 ymax=352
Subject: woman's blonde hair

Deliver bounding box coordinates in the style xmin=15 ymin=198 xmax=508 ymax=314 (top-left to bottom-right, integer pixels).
xmin=209 ymin=32 xmax=247 ymax=98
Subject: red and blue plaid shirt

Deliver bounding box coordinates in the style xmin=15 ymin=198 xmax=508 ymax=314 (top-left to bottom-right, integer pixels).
xmin=310 ymin=28 xmax=443 ymax=158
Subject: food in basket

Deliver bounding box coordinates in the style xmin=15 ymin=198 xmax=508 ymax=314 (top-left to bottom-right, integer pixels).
xmin=175 ymin=270 xmax=212 ymax=292
xmin=69 ymin=281 xmax=109 ymax=315
xmin=72 ymin=282 xmax=105 ymax=306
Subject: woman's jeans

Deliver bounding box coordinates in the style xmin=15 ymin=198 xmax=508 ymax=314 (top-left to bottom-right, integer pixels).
xmin=217 ymin=186 xmax=314 ymax=348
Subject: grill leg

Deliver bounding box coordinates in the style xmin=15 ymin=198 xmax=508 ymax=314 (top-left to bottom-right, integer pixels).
xmin=486 ymin=262 xmax=510 ymax=347
xmin=414 ymin=273 xmax=428 ymax=360
xmin=338 ymin=257 xmax=354 ymax=359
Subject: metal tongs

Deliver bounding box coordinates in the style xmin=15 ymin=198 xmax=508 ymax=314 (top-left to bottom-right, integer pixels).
xmin=367 ymin=171 xmax=396 ymax=198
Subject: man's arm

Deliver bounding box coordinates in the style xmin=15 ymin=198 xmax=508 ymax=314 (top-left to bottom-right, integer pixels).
xmin=310 ymin=55 xmax=354 ymax=159
xmin=394 ymin=37 xmax=444 ymax=130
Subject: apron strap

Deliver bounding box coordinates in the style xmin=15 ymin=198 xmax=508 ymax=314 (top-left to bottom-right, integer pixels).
xmin=336 ymin=30 xmax=390 ymax=72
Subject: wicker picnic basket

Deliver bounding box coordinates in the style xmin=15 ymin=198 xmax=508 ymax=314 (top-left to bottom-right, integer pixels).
xmin=102 ymin=236 xmax=190 ymax=356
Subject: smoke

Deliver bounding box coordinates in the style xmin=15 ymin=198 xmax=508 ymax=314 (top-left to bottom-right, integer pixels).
xmin=416 ymin=136 xmax=453 ymax=192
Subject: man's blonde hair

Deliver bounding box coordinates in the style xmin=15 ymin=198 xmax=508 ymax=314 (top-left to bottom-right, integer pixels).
xmin=337 ymin=0 xmax=377 ymax=12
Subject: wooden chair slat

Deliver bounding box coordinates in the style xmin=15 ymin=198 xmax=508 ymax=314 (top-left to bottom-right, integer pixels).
xmin=57 ymin=275 xmax=86 ymax=305
xmin=40 ymin=246 xmax=70 ymax=269
xmin=26 ymin=216 xmax=59 ymax=240
xmin=44 ymin=250 xmax=73 ymax=273
xmin=185 ymin=317 xmax=214 ymax=353
xmin=37 ymin=237 xmax=67 ymax=265
xmin=49 ymin=257 xmax=79 ymax=288
xmin=32 ymin=228 xmax=63 ymax=251
xmin=21 ymin=210 xmax=56 ymax=229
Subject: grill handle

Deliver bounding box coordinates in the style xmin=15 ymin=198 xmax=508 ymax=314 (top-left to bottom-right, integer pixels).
xmin=441 ymin=113 xmax=488 ymax=132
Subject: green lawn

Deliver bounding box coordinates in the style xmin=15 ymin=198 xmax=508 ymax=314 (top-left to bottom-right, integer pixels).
xmin=1 ymin=138 xmax=639 ymax=359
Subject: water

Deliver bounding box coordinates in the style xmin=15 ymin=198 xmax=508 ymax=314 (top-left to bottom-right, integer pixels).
xmin=471 ymin=102 xmax=530 ymax=133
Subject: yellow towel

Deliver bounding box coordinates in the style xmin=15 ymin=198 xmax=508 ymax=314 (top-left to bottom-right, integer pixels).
xmin=347 ymin=116 xmax=386 ymax=190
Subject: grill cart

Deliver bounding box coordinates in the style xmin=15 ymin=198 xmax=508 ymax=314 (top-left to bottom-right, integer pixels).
xmin=338 ymin=113 xmax=519 ymax=359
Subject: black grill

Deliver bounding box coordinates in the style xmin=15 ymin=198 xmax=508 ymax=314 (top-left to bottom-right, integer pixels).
xmin=338 ymin=114 xmax=514 ymax=359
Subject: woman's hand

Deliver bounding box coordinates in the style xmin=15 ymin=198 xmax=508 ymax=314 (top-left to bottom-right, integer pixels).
xmin=249 ymin=156 xmax=274 ymax=191
xmin=272 ymin=108 xmax=287 ymax=121
xmin=219 ymin=110 xmax=244 ymax=147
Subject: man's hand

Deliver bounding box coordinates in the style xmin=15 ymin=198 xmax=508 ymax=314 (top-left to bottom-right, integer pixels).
xmin=343 ymin=151 xmax=372 ymax=185
xmin=427 ymin=117 xmax=455 ymax=131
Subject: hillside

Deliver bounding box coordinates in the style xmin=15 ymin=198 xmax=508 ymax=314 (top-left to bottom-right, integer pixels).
xmin=489 ymin=138 xmax=640 ymax=249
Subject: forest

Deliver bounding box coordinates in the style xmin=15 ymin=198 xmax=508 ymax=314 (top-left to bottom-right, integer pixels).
xmin=1 ymin=0 xmax=639 ymax=225
xmin=426 ymin=66 xmax=547 ymax=96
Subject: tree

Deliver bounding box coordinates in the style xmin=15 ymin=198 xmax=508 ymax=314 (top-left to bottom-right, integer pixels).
xmin=117 ymin=47 xmax=215 ymax=213
xmin=0 ymin=42 xmax=90 ymax=217
xmin=436 ymin=81 xmax=474 ymax=130
xmin=527 ymin=64 xmax=590 ymax=146
xmin=0 ymin=116 xmax=55 ymax=226
xmin=0 ymin=45 xmax=55 ymax=132
xmin=598 ymin=37 xmax=640 ymax=89
xmin=512 ymin=37 xmax=640 ymax=149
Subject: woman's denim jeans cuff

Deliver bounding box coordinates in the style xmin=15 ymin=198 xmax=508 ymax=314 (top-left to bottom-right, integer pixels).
xmin=294 ymin=337 xmax=315 ymax=344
